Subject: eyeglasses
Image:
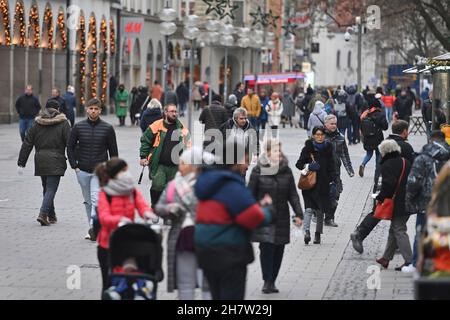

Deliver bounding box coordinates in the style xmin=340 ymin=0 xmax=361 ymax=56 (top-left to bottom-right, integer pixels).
xmin=166 ymin=110 xmax=178 ymax=113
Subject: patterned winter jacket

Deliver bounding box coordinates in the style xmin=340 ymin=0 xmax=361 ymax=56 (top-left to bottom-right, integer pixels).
xmin=406 ymin=140 xmax=450 ymax=214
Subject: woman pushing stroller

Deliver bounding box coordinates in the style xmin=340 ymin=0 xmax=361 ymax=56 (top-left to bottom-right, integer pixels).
xmin=94 ymin=158 xmax=156 ymax=296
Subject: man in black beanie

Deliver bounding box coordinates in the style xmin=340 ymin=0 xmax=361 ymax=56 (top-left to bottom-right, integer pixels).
xmin=199 ymin=94 xmax=229 ymax=148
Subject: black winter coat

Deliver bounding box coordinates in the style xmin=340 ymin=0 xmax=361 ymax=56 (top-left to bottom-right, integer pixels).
xmin=376 ymin=152 xmax=411 ymax=217
xmin=199 ymin=102 xmax=229 ymax=132
xmin=15 ymin=94 xmax=41 ymax=118
xmin=249 ymin=156 xmax=303 ymax=245
xmin=18 ymin=109 xmax=71 ymax=176
xmin=325 ymin=130 xmax=354 ymax=177
xmin=296 ymin=139 xmax=337 ymax=197
xmin=67 ymin=118 xmax=118 ymax=173
xmin=393 ymin=96 xmax=413 ymax=120
xmin=386 ymin=134 xmax=415 ymax=165
xmin=361 ymin=108 xmax=388 ymax=151
xmin=160 ymin=91 xmax=178 ymax=106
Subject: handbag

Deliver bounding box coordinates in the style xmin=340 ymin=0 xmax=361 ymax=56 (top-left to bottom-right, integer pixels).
xmin=298 ymin=154 xmax=317 ymax=190
xmin=373 ymin=158 xmax=406 ymax=220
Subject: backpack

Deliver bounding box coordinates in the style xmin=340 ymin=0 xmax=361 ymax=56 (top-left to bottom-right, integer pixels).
xmin=93 ymin=189 xmax=137 ymax=239
xmin=360 ymin=112 xmax=378 ymax=137
xmin=334 ymin=101 xmax=346 ymax=117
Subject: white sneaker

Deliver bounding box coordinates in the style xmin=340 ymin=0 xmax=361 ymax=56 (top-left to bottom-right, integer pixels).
xmin=401 ymin=264 xmax=416 ymax=273
xmin=84 ymin=233 xmax=91 ymax=240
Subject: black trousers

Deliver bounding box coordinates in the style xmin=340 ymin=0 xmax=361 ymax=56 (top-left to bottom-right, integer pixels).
xmin=259 ymin=243 xmax=285 ymax=283
xmin=97 ymin=246 xmax=110 ymax=296
xmin=356 ymin=206 xmax=380 ymax=241
xmin=203 ymin=266 xmax=247 ymax=300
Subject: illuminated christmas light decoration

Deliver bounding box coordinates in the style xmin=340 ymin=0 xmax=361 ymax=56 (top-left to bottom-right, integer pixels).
xmin=79 ymin=14 xmax=86 ymax=106
xmin=0 ymin=0 xmax=11 ymax=46
xmin=56 ymin=10 xmax=66 ymax=49
xmin=109 ymin=19 xmax=115 ymax=55
xmin=28 ymin=5 xmax=40 ymax=48
xmin=43 ymin=6 xmax=53 ymax=49
xmin=100 ymin=19 xmax=108 ymax=104
xmin=13 ymin=1 xmax=26 ymax=46
xmin=89 ymin=15 xmax=97 ymax=98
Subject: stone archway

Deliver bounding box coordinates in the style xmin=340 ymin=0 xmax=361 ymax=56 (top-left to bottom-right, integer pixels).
xmin=76 ymin=11 xmax=86 ymax=108
xmin=0 ymin=0 xmax=11 ymax=122
xmin=12 ymin=1 xmax=26 ymax=104
xmin=121 ymin=37 xmax=131 ymax=89
xmin=41 ymin=3 xmax=54 ymax=98
xmin=146 ymin=40 xmax=153 ymax=87
xmin=156 ymin=40 xmax=163 ymax=84
xmin=54 ymin=7 xmax=67 ymax=91
xmin=132 ymin=38 xmax=141 ymax=87
xmin=87 ymin=13 xmax=97 ymax=99
xmin=220 ymin=54 xmax=241 ymax=99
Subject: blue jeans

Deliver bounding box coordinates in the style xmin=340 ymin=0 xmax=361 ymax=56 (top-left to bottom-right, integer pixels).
xmin=385 ymin=108 xmax=393 ymax=123
xmin=179 ymin=102 xmax=187 ymax=116
xmin=40 ymin=176 xmax=61 ymax=215
xmin=412 ymin=212 xmax=426 ymax=267
xmin=19 ymin=117 xmax=34 ymax=142
xmin=362 ymin=149 xmax=381 ymax=167
xmin=249 ymin=117 xmax=260 ymax=131
xmin=76 ymin=170 xmax=100 ymax=227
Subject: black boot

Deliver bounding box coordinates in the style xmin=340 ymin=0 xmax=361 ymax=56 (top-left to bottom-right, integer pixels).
xmin=262 ymin=281 xmax=271 ymax=294
xmin=313 ymin=232 xmax=321 ymax=244
xmin=350 ymin=231 xmax=364 ymax=254
xmin=304 ymin=230 xmax=311 ymax=245
xmin=269 ymin=282 xmax=279 ymax=293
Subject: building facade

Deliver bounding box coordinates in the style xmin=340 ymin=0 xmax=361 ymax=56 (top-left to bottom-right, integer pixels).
xmin=0 ymin=0 xmax=117 ymax=123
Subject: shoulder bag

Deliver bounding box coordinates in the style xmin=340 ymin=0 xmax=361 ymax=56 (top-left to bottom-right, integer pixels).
xmin=298 ymin=154 xmax=317 ymax=190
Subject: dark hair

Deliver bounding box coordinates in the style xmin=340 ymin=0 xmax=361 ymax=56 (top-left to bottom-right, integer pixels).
xmin=391 ymin=120 xmax=409 ymax=135
xmin=87 ymin=98 xmax=102 ymax=108
xmin=45 ymin=99 xmax=60 ymax=110
xmin=312 ymin=126 xmax=326 ymax=136
xmin=95 ymin=157 xmax=128 ymax=187
xmin=430 ymin=130 xmax=445 ymax=141
xmin=212 ymin=94 xmax=222 ymax=103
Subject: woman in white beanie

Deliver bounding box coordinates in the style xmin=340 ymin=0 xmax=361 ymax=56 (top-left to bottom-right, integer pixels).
xmin=154 ymin=147 xmax=215 ymax=300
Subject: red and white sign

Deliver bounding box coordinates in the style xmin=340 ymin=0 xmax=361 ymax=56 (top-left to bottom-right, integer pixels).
xmin=122 ymin=17 xmax=144 ymax=38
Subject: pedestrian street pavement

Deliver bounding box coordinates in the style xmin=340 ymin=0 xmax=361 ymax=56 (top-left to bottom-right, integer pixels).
xmin=0 ymin=111 xmax=427 ymax=300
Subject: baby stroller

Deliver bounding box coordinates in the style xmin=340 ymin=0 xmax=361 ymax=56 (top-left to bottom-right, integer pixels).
xmin=102 ymin=223 xmax=164 ymax=300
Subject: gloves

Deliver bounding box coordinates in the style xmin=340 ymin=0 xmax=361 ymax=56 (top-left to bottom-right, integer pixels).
xmin=309 ymin=162 xmax=320 ymax=172
xmin=17 ymin=166 xmax=24 ymax=175
xmin=329 ymin=182 xmax=337 ymax=199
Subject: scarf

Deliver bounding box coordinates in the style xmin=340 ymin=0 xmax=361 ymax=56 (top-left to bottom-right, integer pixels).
xmin=103 ymin=171 xmax=135 ymax=196
xmin=313 ymin=141 xmax=327 ymax=151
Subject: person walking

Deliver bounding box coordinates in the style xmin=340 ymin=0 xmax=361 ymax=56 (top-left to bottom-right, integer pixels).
xmin=140 ymin=104 xmax=191 ymax=208
xmin=176 ymin=81 xmax=189 ymax=117
xmin=193 ymin=82 xmax=203 ymax=111
xmin=334 ymin=89 xmax=351 ymax=141
xmin=249 ymin=139 xmax=303 ymax=294
xmin=62 ymin=85 xmax=76 ymax=127
xmin=358 ymin=98 xmax=388 ymax=181
xmin=345 ymin=85 xmax=366 ymax=144
xmin=154 ymin=147 xmax=214 ymax=300
xmin=115 ymin=84 xmax=129 ymax=126
xmin=224 ymin=94 xmax=238 ymax=120
xmin=233 ymin=82 xmax=246 ymax=107
xmin=381 ymin=89 xmax=396 ymax=123
xmin=109 ymin=75 xmax=118 ymax=114
xmin=405 ymin=130 xmax=450 ymax=272
xmin=350 ymin=120 xmax=416 ymax=254
xmin=15 ymin=84 xmax=42 ymax=142
xmin=258 ymin=89 xmax=269 ymax=130
xmin=281 ymin=88 xmax=296 ymax=128
xmin=375 ymin=139 xmax=412 ymax=271
xmin=161 ymin=86 xmax=178 ymax=110
xmin=67 ymin=98 xmax=119 ymax=240
xmin=241 ymin=87 xmax=262 ymax=131
xmin=324 ymin=115 xmax=354 ymax=227
xmin=266 ymin=92 xmax=284 ymax=135
xmin=139 ymin=98 xmax=163 ymax=133
xmin=129 ymin=86 xmax=142 ymax=126
xmin=300 ymin=86 xmax=314 ymax=130
xmin=151 ymin=80 xmax=163 ymax=102
xmin=296 ymin=126 xmax=337 ymax=245
xmin=307 ymin=101 xmax=327 ymax=137
xmin=194 ymin=140 xmax=272 ymax=300
xmin=199 ymin=95 xmax=229 ymax=148
xmin=393 ymin=89 xmax=413 ymax=124
xmin=17 ymin=100 xmax=71 ymax=225
xmin=95 ymin=158 xmax=155 ymax=295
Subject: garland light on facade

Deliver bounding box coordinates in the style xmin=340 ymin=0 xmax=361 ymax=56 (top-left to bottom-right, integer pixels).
xmin=29 ymin=5 xmax=40 ymax=48
xmin=0 ymin=0 xmax=11 ymax=46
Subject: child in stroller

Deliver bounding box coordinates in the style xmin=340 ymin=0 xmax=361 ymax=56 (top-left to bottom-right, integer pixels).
xmin=103 ymin=223 xmax=164 ymax=300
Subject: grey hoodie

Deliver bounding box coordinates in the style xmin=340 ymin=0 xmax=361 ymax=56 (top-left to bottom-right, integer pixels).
xmin=307 ymin=101 xmax=327 ymax=136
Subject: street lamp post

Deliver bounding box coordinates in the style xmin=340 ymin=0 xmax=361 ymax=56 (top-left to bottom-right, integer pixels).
xmin=220 ymin=22 xmax=235 ymax=103
xmin=159 ymin=3 xmax=177 ymax=106
xmin=356 ymin=16 xmax=362 ymax=91
xmin=183 ymin=15 xmax=200 ymax=133
xmin=204 ymin=19 xmax=221 ymax=106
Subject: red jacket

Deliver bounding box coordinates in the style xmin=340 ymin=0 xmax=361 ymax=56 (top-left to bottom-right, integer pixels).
xmin=382 ymin=95 xmax=395 ymax=108
xmin=97 ymin=188 xmax=150 ymax=249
